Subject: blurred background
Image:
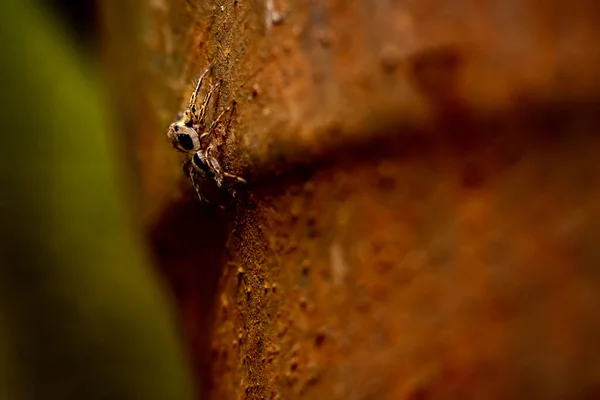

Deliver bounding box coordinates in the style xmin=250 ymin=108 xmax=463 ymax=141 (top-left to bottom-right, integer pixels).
xmin=2 ymin=0 xmax=600 ymax=399
xmin=41 ymin=1 xmax=98 ymax=47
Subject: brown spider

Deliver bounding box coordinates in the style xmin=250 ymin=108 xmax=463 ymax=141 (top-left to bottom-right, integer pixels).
xmin=166 ymin=65 xmax=245 ymax=203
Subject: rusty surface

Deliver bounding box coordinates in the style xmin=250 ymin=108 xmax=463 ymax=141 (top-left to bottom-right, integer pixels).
xmin=102 ymin=0 xmax=600 ymax=398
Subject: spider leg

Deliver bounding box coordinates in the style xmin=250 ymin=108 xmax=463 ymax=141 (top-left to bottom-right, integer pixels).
xmin=183 ymin=157 xmax=207 ymax=202
xmin=221 ymin=170 xmax=247 ymax=183
xmin=199 ymin=106 xmax=230 ymax=140
xmin=189 ymin=65 xmax=211 ymax=111
xmin=206 ymin=144 xmax=246 ymax=185
xmin=180 ymin=66 xmax=212 ymax=128
xmin=197 ymin=80 xmax=222 ymax=129
xmin=205 ymin=145 xmax=224 ymax=187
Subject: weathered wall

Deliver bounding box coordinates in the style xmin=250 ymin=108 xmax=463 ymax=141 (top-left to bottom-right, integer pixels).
xmin=103 ymin=0 xmax=600 ymax=398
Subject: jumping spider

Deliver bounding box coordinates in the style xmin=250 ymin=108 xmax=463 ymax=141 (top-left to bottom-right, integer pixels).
xmin=167 ymin=65 xmax=246 ymax=203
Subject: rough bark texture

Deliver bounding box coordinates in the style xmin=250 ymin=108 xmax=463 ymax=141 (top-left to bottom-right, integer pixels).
xmin=103 ymin=0 xmax=600 ymax=398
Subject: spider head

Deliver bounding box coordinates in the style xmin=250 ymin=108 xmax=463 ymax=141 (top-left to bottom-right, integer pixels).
xmin=167 ymin=122 xmax=201 ymax=153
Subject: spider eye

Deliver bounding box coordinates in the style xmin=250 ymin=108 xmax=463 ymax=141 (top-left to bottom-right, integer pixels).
xmin=176 ymin=134 xmax=195 ymax=151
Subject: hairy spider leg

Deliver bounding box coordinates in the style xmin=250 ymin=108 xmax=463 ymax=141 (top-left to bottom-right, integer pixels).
xmin=189 ymin=65 xmax=212 ymax=112
xmin=184 ymin=158 xmax=208 ymax=203
xmin=199 ymin=106 xmax=230 ymax=140
xmin=196 ymin=80 xmax=222 ymax=129
xmin=178 ymin=66 xmax=212 ymax=128
xmin=222 ymin=170 xmax=247 ymax=183
xmin=206 ymin=144 xmax=247 ymax=184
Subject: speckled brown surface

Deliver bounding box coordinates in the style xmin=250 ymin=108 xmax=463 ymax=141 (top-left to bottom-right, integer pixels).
xmin=102 ymin=0 xmax=600 ymax=398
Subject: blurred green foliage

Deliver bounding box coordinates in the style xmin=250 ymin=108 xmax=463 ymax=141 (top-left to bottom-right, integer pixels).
xmin=0 ymin=0 xmax=193 ymax=399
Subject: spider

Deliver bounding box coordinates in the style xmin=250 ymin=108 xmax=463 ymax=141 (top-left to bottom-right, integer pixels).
xmin=167 ymin=65 xmax=246 ymax=203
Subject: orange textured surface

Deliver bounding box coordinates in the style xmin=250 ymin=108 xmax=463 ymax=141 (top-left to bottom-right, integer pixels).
xmin=102 ymin=0 xmax=600 ymax=398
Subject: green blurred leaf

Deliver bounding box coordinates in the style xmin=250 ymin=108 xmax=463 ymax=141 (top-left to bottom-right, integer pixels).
xmin=0 ymin=1 xmax=193 ymax=399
